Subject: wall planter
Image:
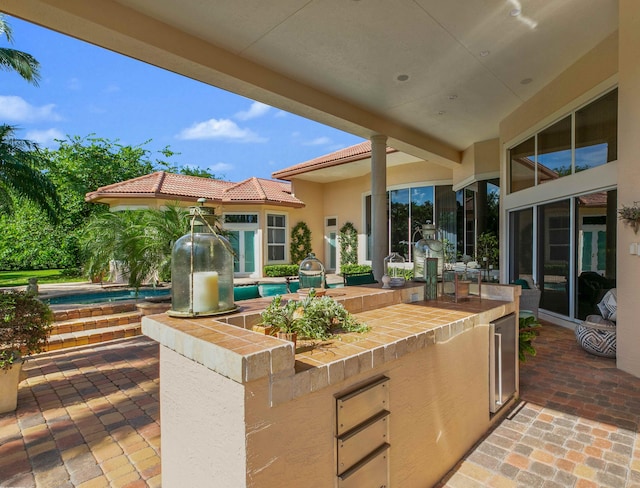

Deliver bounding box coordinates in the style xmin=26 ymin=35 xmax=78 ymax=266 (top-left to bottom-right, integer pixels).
xmin=618 ymin=202 xmax=640 ymax=233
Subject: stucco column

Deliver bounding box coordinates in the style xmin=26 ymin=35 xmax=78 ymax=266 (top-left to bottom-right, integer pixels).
xmin=616 ymin=0 xmax=640 ymax=377
xmin=371 ymin=134 xmax=388 ymax=280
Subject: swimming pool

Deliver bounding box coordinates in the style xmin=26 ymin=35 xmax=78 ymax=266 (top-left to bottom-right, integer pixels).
xmin=45 ymin=288 xmax=171 ymax=305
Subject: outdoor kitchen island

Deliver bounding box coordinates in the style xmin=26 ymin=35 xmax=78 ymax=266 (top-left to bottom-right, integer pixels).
xmin=142 ymin=282 xmax=521 ymax=488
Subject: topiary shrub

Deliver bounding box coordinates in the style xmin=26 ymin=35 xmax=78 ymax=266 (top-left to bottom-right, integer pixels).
xmin=290 ymin=221 xmax=312 ymax=265
xmin=339 ymin=222 xmax=358 ymax=267
xmin=264 ymin=264 xmax=299 ymax=277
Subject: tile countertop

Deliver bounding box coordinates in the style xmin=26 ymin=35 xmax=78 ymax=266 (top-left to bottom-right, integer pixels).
xmin=142 ymin=283 xmax=518 ymax=405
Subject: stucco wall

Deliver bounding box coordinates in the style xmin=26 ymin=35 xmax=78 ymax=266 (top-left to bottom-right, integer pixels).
xmin=617 ymin=0 xmax=640 ymax=377
xmin=241 ymin=324 xmax=491 ymax=488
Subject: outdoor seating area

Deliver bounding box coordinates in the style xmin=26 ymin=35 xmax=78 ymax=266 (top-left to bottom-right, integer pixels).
xmin=2 ymin=319 xmax=639 ymax=487
xmin=575 ymin=288 xmax=618 ymax=358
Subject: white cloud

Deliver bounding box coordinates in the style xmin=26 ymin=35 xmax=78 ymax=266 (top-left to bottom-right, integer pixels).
xmin=0 ymin=96 xmax=62 ymax=122
xmin=26 ymin=128 xmax=64 ymax=146
xmin=234 ymin=101 xmax=270 ymax=121
xmin=274 ymin=110 xmax=288 ymax=118
xmin=209 ymin=162 xmax=234 ymax=172
xmin=177 ymin=118 xmax=267 ymax=143
xmin=303 ymin=136 xmax=332 ymax=146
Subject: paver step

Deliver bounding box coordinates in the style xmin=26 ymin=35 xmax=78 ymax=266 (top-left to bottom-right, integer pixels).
xmin=50 ymin=310 xmax=143 ymax=336
xmin=44 ymin=322 xmax=142 ymax=352
xmin=51 ymin=301 xmax=139 ymax=322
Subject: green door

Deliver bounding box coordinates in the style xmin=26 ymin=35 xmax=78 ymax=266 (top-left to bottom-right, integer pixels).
xmin=229 ymin=230 xmax=255 ymax=274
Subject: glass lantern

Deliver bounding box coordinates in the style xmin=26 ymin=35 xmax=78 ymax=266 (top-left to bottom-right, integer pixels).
xmin=298 ymin=253 xmax=325 ymax=290
xmin=384 ymin=252 xmax=406 ymax=287
xmin=168 ymin=204 xmax=237 ymax=317
xmin=413 ymin=222 xmax=444 ymax=282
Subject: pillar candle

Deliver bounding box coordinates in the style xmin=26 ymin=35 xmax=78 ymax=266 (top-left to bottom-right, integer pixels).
xmin=192 ymin=271 xmax=219 ymax=313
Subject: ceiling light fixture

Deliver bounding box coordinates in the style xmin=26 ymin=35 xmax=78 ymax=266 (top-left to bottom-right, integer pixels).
xmin=520 ymin=78 xmax=533 ymax=85
xmin=448 ymin=95 xmax=458 ymax=100
xmin=437 ymin=111 xmax=446 ymax=116
xmin=480 ymin=50 xmax=490 ymax=57
xmin=510 ymin=8 xmax=521 ymax=16
xmin=396 ymin=74 xmax=409 ymax=82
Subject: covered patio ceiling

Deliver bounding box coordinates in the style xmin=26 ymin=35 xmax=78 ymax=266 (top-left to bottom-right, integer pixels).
xmin=3 ymin=0 xmax=618 ymax=167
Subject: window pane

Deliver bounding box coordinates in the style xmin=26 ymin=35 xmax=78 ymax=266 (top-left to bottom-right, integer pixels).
xmin=509 ymin=137 xmax=535 ymax=192
xmin=268 ymin=246 xmax=285 ymax=261
xmin=390 ymin=189 xmax=410 ymax=258
xmin=576 ymin=189 xmax=616 ymax=320
xmin=538 ymin=116 xmax=572 ymax=184
xmin=435 ymin=185 xmax=456 ymax=261
xmin=365 ymin=195 xmax=371 ymax=261
xmin=225 ymin=214 xmax=258 ymax=224
xmin=575 ymin=89 xmax=618 ymax=171
xmin=538 ymin=200 xmax=570 ymax=316
xmin=509 ymin=208 xmax=533 ymax=283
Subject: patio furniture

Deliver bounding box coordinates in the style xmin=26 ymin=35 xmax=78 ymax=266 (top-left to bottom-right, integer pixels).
xmin=520 ymin=288 xmax=541 ymax=319
xmin=343 ymin=271 xmax=378 ymax=286
xmin=575 ymin=288 xmax=617 ymax=358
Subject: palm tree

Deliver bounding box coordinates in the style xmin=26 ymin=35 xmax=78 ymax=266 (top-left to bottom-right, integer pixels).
xmin=0 ymin=125 xmax=60 ymax=222
xmin=0 ymin=14 xmax=40 ymax=85
xmin=0 ymin=16 xmax=59 ymax=222
xmin=80 ymin=205 xmax=192 ymax=290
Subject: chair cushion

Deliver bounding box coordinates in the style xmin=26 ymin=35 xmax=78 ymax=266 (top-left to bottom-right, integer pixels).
xmin=512 ymin=278 xmax=530 ymax=289
xmin=596 ymin=288 xmax=617 ymax=322
xmin=576 ymin=320 xmax=616 ymax=358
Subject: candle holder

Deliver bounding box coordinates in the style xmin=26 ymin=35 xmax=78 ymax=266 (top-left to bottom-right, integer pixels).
xmin=168 ymin=201 xmax=237 ymax=317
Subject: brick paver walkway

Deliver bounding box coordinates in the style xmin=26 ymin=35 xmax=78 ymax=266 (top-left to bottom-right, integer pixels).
xmin=1 ymin=322 xmax=640 ymax=487
xmin=0 ymin=338 xmax=160 ymax=488
xmin=437 ymin=322 xmax=640 ymax=488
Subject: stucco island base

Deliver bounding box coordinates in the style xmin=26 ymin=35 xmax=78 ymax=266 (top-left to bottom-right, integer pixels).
xmin=143 ymin=283 xmax=520 ymax=487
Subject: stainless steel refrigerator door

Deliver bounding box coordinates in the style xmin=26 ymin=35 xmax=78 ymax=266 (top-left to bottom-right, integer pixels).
xmin=490 ymin=313 xmax=517 ymax=413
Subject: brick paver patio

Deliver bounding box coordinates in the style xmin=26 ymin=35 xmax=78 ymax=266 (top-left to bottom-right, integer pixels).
xmin=1 ymin=322 xmax=639 ymax=487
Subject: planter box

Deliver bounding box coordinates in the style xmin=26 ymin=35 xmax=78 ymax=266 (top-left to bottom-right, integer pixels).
xmin=0 ymin=361 xmax=23 ymax=414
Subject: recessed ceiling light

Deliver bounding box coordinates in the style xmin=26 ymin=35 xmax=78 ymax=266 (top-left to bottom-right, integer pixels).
xmin=480 ymin=50 xmax=490 ymax=57
xmin=396 ymin=74 xmax=409 ymax=82
xmin=520 ymin=77 xmax=533 ymax=85
xmin=510 ymin=8 xmax=521 ymax=16
xmin=448 ymin=95 xmax=458 ymax=100
xmin=438 ymin=111 xmax=446 ymax=116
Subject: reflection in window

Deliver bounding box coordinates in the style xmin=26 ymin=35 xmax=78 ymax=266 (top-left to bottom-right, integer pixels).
xmin=509 ymin=137 xmax=535 ymax=192
xmin=538 ymin=200 xmax=570 ymax=316
xmin=267 ymin=214 xmax=286 ymax=261
xmin=509 ymin=208 xmax=533 ymax=284
xmin=575 ymin=89 xmax=618 ymax=172
xmin=538 ymin=116 xmax=572 ymax=184
xmin=390 ymin=189 xmax=410 ymax=258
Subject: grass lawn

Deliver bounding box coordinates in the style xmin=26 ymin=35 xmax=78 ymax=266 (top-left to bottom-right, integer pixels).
xmin=0 ymin=269 xmax=85 ymax=288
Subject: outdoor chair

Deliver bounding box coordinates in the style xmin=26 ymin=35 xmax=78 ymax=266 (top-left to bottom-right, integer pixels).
xmin=575 ymin=288 xmax=617 ymax=358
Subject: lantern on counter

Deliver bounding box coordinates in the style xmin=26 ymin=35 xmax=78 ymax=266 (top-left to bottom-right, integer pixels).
xmin=413 ymin=222 xmax=444 ymax=282
xmin=384 ymin=252 xmax=406 ymax=287
xmin=298 ymin=253 xmax=325 ymax=291
xmin=168 ymin=201 xmax=237 ymax=317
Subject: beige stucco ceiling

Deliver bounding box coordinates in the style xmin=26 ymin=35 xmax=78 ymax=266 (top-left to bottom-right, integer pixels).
xmin=2 ymin=0 xmax=618 ymax=167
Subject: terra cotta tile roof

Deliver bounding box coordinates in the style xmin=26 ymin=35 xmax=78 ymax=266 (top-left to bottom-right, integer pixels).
xmin=271 ymin=141 xmax=396 ymax=180
xmin=85 ymin=171 xmax=304 ymax=208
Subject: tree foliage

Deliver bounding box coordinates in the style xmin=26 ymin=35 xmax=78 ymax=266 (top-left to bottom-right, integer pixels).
xmin=0 ymin=14 xmax=41 ymax=85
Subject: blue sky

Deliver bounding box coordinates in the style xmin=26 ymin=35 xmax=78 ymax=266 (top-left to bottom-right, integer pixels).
xmin=0 ymin=15 xmax=364 ymax=182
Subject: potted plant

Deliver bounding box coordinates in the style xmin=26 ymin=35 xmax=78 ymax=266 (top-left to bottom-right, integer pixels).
xmin=0 ymin=290 xmax=53 ymax=413
xmin=260 ymin=294 xmax=369 ymax=348
xmin=519 ymin=314 xmax=541 ymax=362
xmin=618 ymin=202 xmax=640 ymax=233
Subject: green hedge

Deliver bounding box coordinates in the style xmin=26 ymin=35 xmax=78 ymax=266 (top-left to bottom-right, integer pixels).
xmin=340 ymin=263 xmax=372 ymax=275
xmin=263 ymin=264 xmax=299 ymax=277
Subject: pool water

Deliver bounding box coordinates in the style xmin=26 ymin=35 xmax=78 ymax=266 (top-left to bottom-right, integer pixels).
xmin=45 ymin=288 xmax=171 ymax=305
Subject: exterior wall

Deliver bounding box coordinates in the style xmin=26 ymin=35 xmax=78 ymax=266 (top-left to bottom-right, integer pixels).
xmin=297 ymin=160 xmax=454 ymax=267
xmin=617 ymin=0 xmax=640 ymax=377
xmin=453 ymin=139 xmax=500 ymax=190
xmin=288 ymin=180 xmax=325 ymax=262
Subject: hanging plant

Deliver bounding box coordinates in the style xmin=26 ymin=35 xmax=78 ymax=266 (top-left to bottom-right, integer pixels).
xmin=290 ymin=221 xmax=312 ymax=264
xmin=618 ymin=202 xmax=640 ymax=234
xmin=339 ymin=222 xmax=358 ymax=267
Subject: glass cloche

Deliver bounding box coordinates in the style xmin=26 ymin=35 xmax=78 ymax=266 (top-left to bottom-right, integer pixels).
xmin=298 ymin=253 xmax=325 ymax=290
xmin=384 ymin=252 xmax=406 ymax=287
